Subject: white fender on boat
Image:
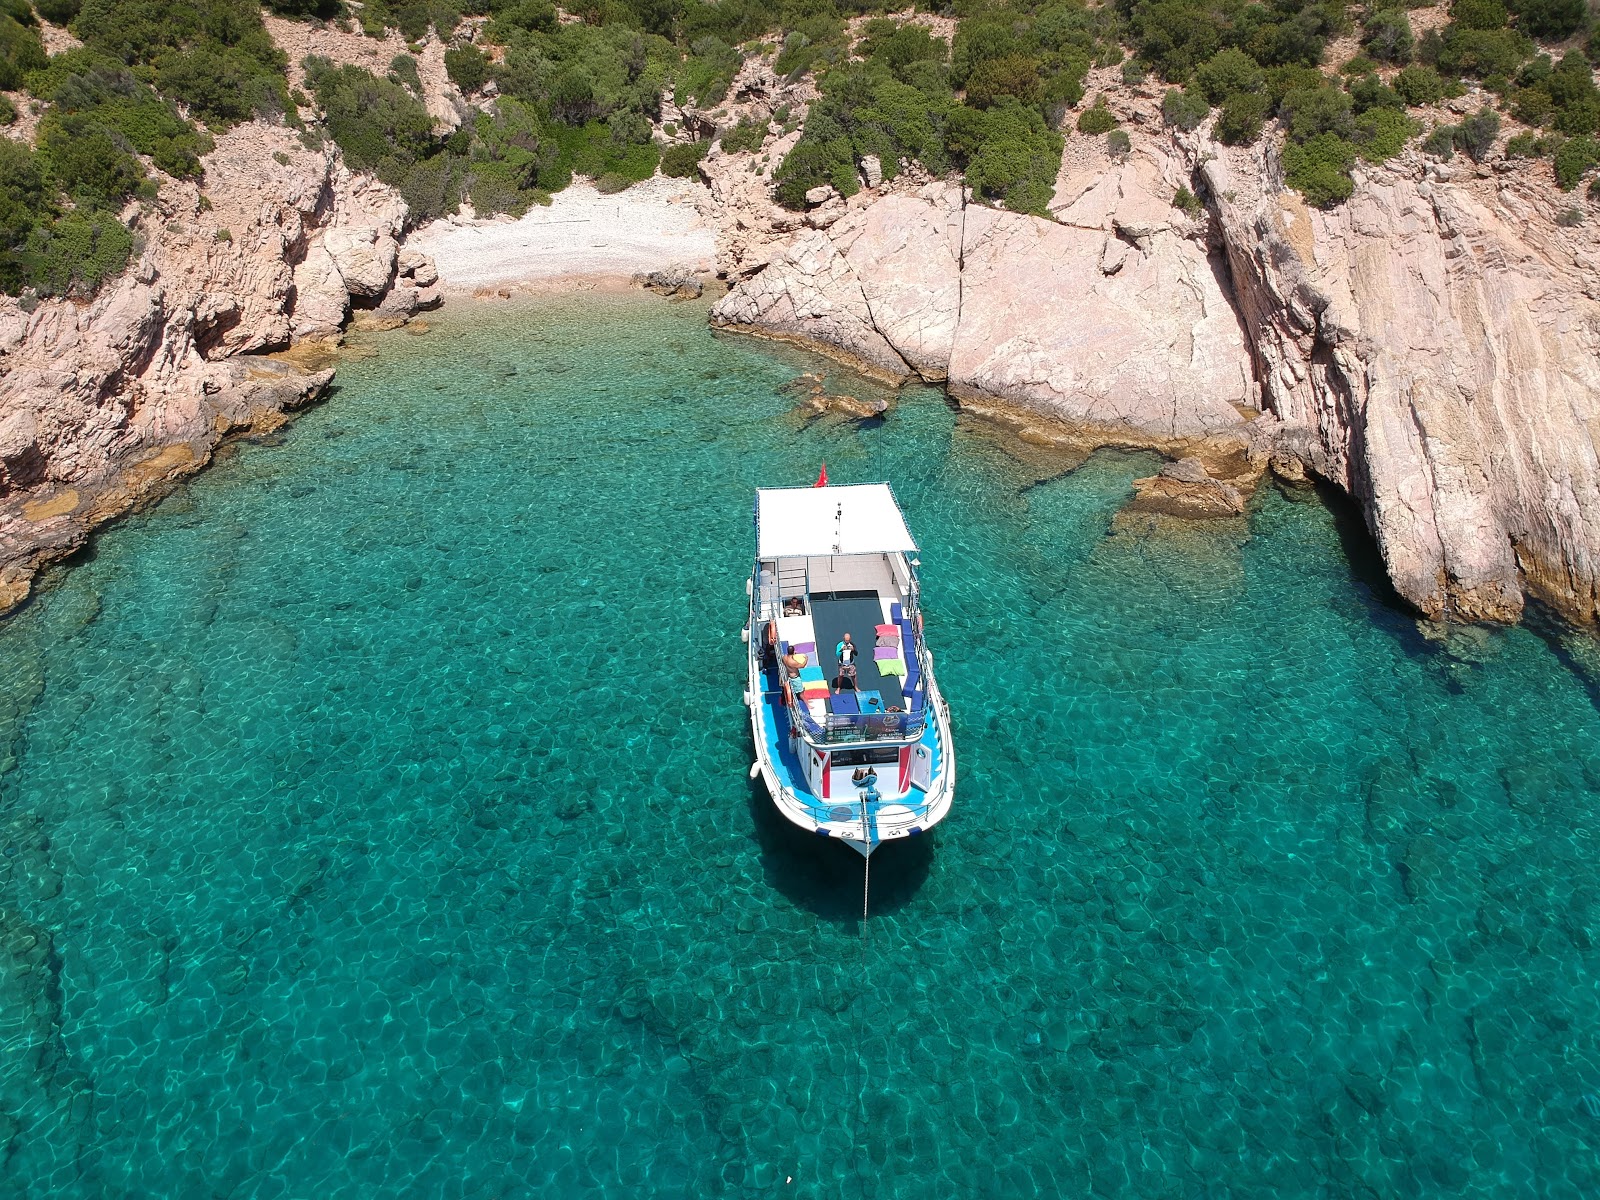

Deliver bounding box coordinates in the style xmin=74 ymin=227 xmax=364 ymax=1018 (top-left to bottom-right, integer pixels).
xmin=745 ymin=578 xmax=753 ymax=596
xmin=749 ymin=761 xmax=761 ymax=779
xmin=743 ymin=690 xmax=752 ymax=705
xmin=741 ymin=626 xmax=750 ymax=643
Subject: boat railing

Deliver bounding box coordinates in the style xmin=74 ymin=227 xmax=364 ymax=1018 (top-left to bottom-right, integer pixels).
xmin=776 ymin=633 xmax=935 ymax=745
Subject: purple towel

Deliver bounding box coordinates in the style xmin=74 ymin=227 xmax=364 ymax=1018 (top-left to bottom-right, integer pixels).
xmin=792 ymin=641 xmax=816 ymax=654
xmin=873 ymin=646 xmax=901 ymax=662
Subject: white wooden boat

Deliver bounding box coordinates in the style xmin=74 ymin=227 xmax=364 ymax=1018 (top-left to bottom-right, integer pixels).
xmin=744 ymin=483 xmax=955 ymax=857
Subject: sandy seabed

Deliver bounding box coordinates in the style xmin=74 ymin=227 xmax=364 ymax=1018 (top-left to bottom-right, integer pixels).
xmin=407 ymin=177 xmax=717 ymax=290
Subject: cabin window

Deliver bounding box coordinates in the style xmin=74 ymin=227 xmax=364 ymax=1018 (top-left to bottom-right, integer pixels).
xmin=830 ymin=747 xmax=901 ymax=768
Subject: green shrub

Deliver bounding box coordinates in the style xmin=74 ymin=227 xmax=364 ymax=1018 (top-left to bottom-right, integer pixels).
xmin=949 ymin=97 xmax=1062 ymax=216
xmin=0 ymin=92 xmax=14 ymax=124
xmin=214 ymin=227 xmax=232 ymax=242
xmin=444 ymin=45 xmax=490 ymax=95
xmin=1395 ymin=63 xmax=1449 ymax=106
xmin=1558 ymin=202 xmax=1586 ymax=223
xmin=1076 ymin=97 xmax=1116 ymax=134
xmin=1423 ymin=123 xmax=1458 ymax=157
xmin=1353 ymin=106 xmax=1418 ymax=161
xmin=720 ymin=116 xmax=767 ymax=154
xmin=660 ymin=139 xmax=709 ymax=177
xmin=594 ymin=171 xmax=632 ymax=193
xmin=1120 ymin=59 xmax=1146 ymax=86
xmin=1364 ymin=10 xmax=1416 ymax=63
xmin=1348 ymin=73 xmax=1404 ymax=115
xmin=390 ymin=53 xmax=423 ymax=93
xmin=676 ymin=36 xmax=740 ymax=106
xmin=20 ymin=207 xmax=134 ymax=297
xmin=1106 ymin=128 xmax=1131 ymax=158
xmin=42 ymin=55 xmax=212 ymax=177
xmin=0 ymin=8 xmax=47 ymax=92
xmin=305 ymin=57 xmax=434 ymax=170
xmin=1508 ymin=0 xmax=1588 ymax=37
xmin=1216 ymin=90 xmax=1270 ymax=144
xmin=1504 ymin=129 xmax=1542 ymax=156
xmin=1455 ymin=107 xmax=1500 ymax=160
xmin=1454 ymin=0 xmax=1511 ymax=30
xmin=1554 ymin=133 xmax=1599 ymax=187
xmin=1282 ymin=84 xmax=1355 ymax=142
xmin=38 ymin=111 xmax=148 ymax=208
xmin=1173 ymin=185 xmax=1203 ymax=215
xmin=1194 ymin=48 xmax=1264 ymax=105
xmin=1161 ymin=87 xmax=1210 ymax=131
xmin=34 ymin=0 xmax=82 ymax=21
xmin=1283 ymin=132 xmax=1357 ymax=208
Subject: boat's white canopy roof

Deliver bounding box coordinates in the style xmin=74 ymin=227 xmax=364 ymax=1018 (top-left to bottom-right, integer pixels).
xmin=757 ymin=484 xmax=918 ymax=559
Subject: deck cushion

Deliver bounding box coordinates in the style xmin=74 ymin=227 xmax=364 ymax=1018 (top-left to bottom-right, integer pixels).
xmin=877 ymin=655 xmax=907 ymax=677
xmin=831 ymin=692 xmax=861 ymax=716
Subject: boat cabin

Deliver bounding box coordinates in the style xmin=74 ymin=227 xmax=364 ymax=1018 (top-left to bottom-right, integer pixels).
xmin=752 ymin=485 xmax=930 ymax=746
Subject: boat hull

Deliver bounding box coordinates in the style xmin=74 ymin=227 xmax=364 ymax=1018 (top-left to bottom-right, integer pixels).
xmin=745 ymin=643 xmax=955 ymax=858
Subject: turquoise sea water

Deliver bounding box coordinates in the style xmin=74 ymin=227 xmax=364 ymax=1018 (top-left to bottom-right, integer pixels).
xmin=4 ymin=294 xmax=1600 ymax=1198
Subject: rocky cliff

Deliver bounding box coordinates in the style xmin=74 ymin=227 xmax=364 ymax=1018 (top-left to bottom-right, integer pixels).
xmin=713 ymin=124 xmax=1600 ymax=626
xmin=1202 ymin=140 xmax=1600 ymax=624
xmin=0 ymin=123 xmax=438 ymax=614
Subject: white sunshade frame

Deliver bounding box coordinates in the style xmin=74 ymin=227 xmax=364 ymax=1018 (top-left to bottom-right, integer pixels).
xmin=756 ymin=483 xmax=919 ymax=559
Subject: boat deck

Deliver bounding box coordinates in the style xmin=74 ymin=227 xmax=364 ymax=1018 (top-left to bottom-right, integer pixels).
xmin=755 ymin=649 xmax=945 ymax=841
xmin=809 ymin=591 xmax=895 ymax=697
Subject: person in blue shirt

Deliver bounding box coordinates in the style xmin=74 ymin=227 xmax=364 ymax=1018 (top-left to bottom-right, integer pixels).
xmin=833 ymin=632 xmax=858 ymax=692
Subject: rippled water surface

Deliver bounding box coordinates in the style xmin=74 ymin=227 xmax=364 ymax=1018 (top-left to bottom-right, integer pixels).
xmin=4 ymin=294 xmax=1600 ymax=1198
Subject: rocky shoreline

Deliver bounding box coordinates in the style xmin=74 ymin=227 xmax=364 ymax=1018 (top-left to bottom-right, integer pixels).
xmin=710 ymin=97 xmax=1600 ymax=627
xmin=0 ymin=122 xmax=444 ymax=614
xmin=6 ymin=43 xmax=1600 ymax=629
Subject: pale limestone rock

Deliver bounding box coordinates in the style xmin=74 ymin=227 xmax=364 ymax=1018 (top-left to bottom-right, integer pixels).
xmin=714 ymin=154 xmax=1255 ymax=437
xmin=804 ymin=185 xmax=836 ymax=206
xmin=860 ymin=155 xmax=883 ymax=189
xmin=1203 ymin=137 xmax=1600 ymax=623
xmin=0 ymin=120 xmax=434 ymax=613
xmin=325 ymin=227 xmax=398 ymax=297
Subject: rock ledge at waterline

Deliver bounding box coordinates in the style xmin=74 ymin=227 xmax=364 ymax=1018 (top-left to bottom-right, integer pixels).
xmin=714 ymin=133 xmax=1600 ymax=627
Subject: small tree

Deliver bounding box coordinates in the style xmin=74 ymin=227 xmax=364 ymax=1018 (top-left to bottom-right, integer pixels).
xmin=1363 ymin=10 xmax=1416 ymax=64
xmin=1161 ymin=88 xmax=1210 ymax=132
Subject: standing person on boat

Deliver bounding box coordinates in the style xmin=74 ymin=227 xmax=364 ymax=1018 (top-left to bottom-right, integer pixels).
xmin=835 ymin=633 xmax=858 ymax=670
xmin=833 ymin=632 xmax=858 ymax=693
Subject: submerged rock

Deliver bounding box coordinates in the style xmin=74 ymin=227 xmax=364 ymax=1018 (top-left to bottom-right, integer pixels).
xmin=1127 ymin=457 xmax=1247 ymax=520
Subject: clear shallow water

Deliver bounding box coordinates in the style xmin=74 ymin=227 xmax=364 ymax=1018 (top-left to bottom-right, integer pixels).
xmin=3 ymin=295 xmax=1600 ymax=1198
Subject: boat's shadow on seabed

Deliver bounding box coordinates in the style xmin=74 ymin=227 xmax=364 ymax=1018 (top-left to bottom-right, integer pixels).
xmin=744 ymin=783 xmax=935 ymax=921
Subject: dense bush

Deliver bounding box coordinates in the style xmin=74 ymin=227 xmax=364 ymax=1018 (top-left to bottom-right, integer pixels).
xmin=72 ymin=0 xmax=288 ymax=128
xmin=1455 ymin=106 xmax=1500 ymax=159
xmin=1423 ymin=121 xmax=1458 ymax=157
xmin=1394 ymin=63 xmax=1449 ymax=106
xmin=1554 ymin=133 xmax=1599 ymax=187
xmin=1363 ymin=10 xmax=1415 ymax=63
xmin=1507 ymin=0 xmax=1587 ymax=38
xmin=0 ymin=138 xmax=132 ymax=298
xmin=949 ymin=97 xmax=1063 ymax=215
xmin=1216 ymin=88 xmax=1271 ymax=143
xmin=0 ymin=2 xmax=46 ymax=92
xmin=305 ymin=57 xmax=434 ymax=170
xmin=38 ymin=52 xmax=212 ymax=178
xmin=1509 ymin=52 xmax=1600 ymax=135
xmin=660 ymin=138 xmax=709 ymax=177
xmin=1161 ymin=86 xmax=1210 ymax=130
xmin=1282 ymin=131 xmax=1357 ymax=207
xmin=720 ymin=115 xmax=767 ymax=153
xmin=1106 ymin=127 xmax=1131 ymax=157
xmin=444 ymin=44 xmax=490 ymax=94
xmin=1076 ymin=96 xmax=1116 ymax=134
xmin=1194 ymin=47 xmax=1264 ymax=104
xmin=390 ymin=52 xmax=423 ymax=93
xmin=1353 ymin=106 xmax=1417 ymax=160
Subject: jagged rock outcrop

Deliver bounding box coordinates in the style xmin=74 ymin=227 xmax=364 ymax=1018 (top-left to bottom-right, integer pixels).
xmin=715 ymin=110 xmax=1600 ymax=626
xmin=1202 ymin=139 xmax=1600 ymax=623
xmin=0 ymin=122 xmax=437 ymax=614
xmin=713 ymin=166 xmax=1259 ymax=442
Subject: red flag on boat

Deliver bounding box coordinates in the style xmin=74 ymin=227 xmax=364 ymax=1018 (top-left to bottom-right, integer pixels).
xmin=814 ymin=463 xmax=829 ymax=487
